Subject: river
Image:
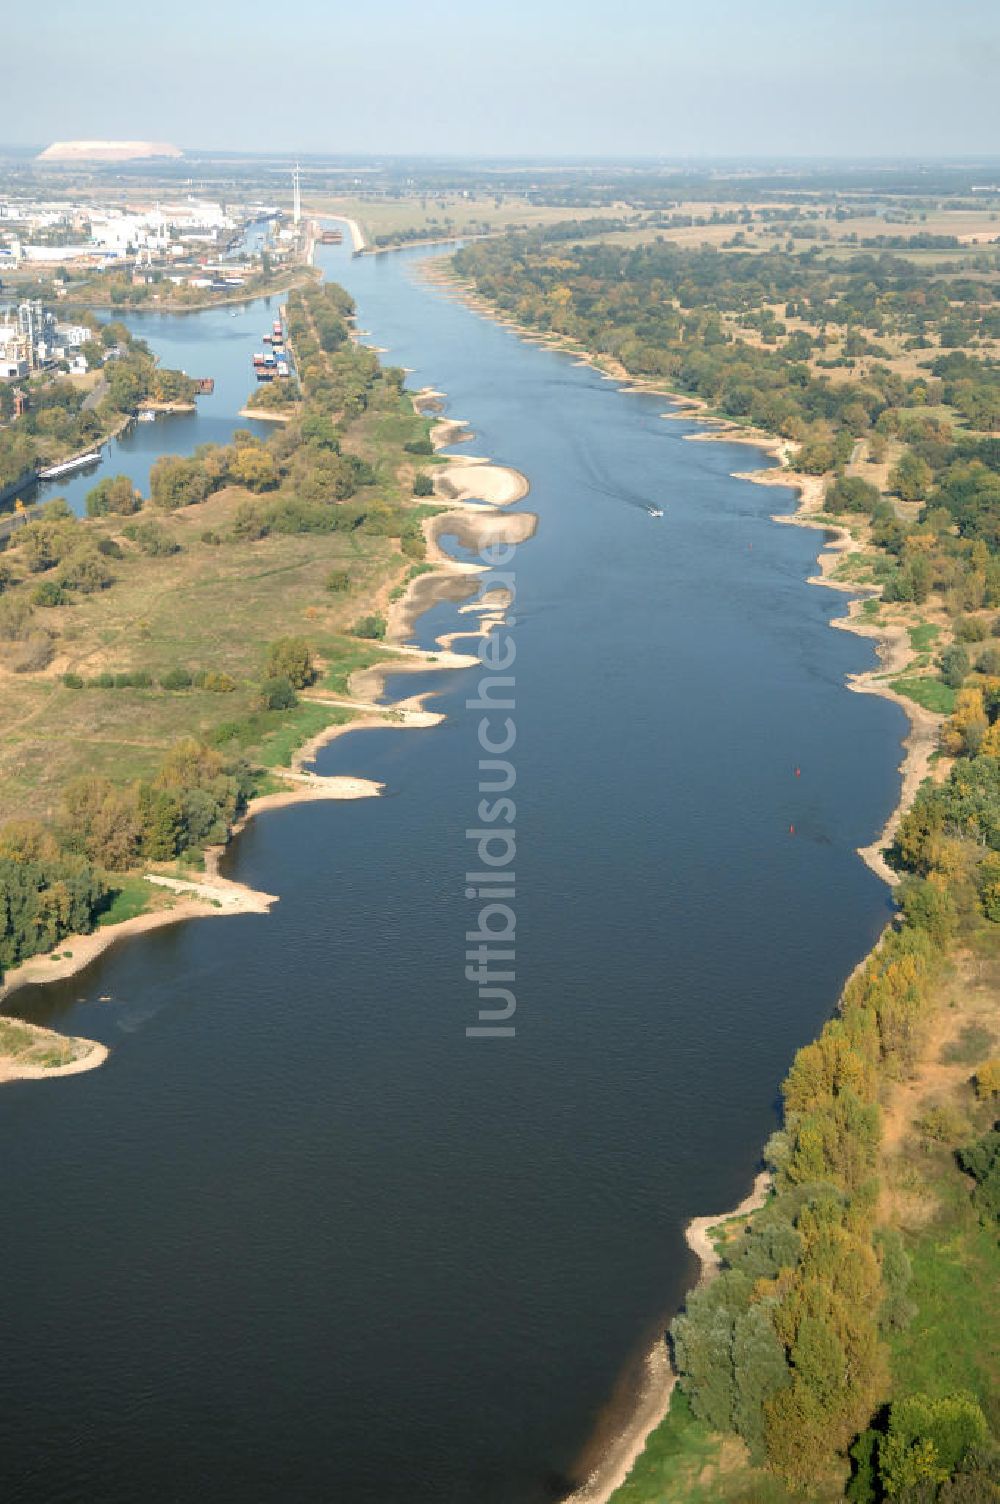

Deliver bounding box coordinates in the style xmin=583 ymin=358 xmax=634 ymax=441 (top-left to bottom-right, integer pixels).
xmin=0 ymin=237 xmax=907 ymax=1503
xmin=30 ymin=296 xmax=276 ymax=515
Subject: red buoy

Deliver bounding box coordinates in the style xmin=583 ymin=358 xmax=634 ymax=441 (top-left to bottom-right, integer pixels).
xmin=794 ymin=767 xmax=801 ymax=777
xmin=789 ymin=824 xmax=796 ymax=835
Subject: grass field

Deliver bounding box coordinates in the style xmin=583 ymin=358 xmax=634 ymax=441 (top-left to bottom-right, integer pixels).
xmin=882 ymin=926 xmax=1000 ymax=1431
xmin=97 ymin=875 xmax=156 ymax=926
xmin=607 ymin=1391 xmax=841 ymax=1504
xmin=315 ymin=193 xmax=632 ymax=248
xmin=0 ymin=483 xmax=412 ymax=823
xmin=908 ymin=622 xmax=942 ymax=653
xmin=889 ymin=676 xmax=957 ymax=714
xmin=0 ymin=1015 xmax=90 ymax=1070
xmin=0 ymin=339 xmax=443 ymax=828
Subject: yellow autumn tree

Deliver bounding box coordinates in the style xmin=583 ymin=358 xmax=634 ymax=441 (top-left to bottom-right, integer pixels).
xmin=941 ymin=687 xmax=987 ymax=757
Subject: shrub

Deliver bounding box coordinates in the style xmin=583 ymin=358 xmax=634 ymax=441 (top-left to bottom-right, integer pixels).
xmin=956 ymin=1128 xmax=1000 ymax=1226
xmin=940 ymin=645 xmax=970 ymax=689
xmin=33 ymin=580 xmax=67 ymax=607
xmin=62 ymin=671 xmax=84 ymax=689
xmin=898 ymin=875 xmax=956 ymax=946
xmin=232 ymin=502 xmax=270 ymax=541
xmin=194 ymin=670 xmax=237 ymax=693
xmin=890 ymin=451 xmax=933 ymax=502
xmin=879 ymin=1393 xmax=989 ymax=1497
xmin=797 ymin=438 xmax=835 ymax=474
xmin=150 ymin=455 xmax=212 ymax=509
xmin=325 ymin=569 xmax=350 ymax=593
xmin=86 ymin=474 xmax=140 ymax=517
xmin=16 ymin=519 xmax=75 ymax=574
xmin=955 ymin=616 xmax=989 ymax=644
xmin=160 ymin=667 xmax=193 ymax=691
xmin=264 ymin=637 xmax=315 ymax=688
xmin=58 ymin=549 xmax=113 ymax=594
xmin=916 ymin=1102 xmax=972 ymax=1144
xmin=413 ymin=472 xmax=435 ymax=497
xmin=256 ymin=675 xmax=297 ymax=711
xmin=826 ymin=475 xmax=881 ymax=514
xmin=973 ymin=1059 xmax=1000 ymax=1100
xmin=0 ymin=596 xmax=34 ymax=641
xmin=404 ymin=439 xmax=434 ymax=455
xmin=353 ymin=614 xmax=386 ymax=640
xmin=122 ymin=522 xmax=180 ymax=557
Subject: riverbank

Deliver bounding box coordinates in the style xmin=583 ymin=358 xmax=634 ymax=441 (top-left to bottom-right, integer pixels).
xmin=725 ymin=449 xmax=945 ymax=885
xmin=564 ymin=1170 xmax=773 ymax=1504
xmin=326 ymin=216 xmax=367 ymax=254
xmin=418 ymin=251 xmax=953 ymax=1503
xmin=77 ymin=268 xmax=317 ymax=316
xmin=0 ymin=1020 xmax=109 ymax=1085
xmin=0 ymin=774 xmax=373 ymax=1004
xmin=0 ymin=378 xmax=535 ymax=1085
xmin=420 ymin=254 xmax=944 ymax=891
xmin=237 ymin=404 xmax=294 ymax=423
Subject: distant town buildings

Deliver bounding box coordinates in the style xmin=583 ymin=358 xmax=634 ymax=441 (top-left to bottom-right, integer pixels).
xmin=0 ymin=181 xmax=305 ymax=364
xmin=0 ymin=196 xmax=283 ymax=275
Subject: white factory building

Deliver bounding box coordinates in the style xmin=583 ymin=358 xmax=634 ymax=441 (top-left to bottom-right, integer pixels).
xmin=0 ymin=301 xmax=96 ymax=377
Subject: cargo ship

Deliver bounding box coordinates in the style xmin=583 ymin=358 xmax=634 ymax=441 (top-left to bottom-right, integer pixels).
xmin=252 ymin=318 xmax=291 ymax=381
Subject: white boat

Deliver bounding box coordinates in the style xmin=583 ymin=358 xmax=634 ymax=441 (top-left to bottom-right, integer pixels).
xmin=647 ymin=506 xmax=664 ymax=518
xmin=136 ymin=410 xmax=156 ymax=423
xmin=38 ymin=451 xmax=101 ymax=481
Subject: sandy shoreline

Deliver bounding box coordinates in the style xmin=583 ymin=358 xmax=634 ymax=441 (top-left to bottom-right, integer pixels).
xmin=729 ymin=453 xmax=943 ymax=886
xmin=563 ymin=1171 xmax=772 ymax=1504
xmin=0 ymin=1035 xmax=110 ymax=1085
xmin=434 ymin=455 xmax=530 ymax=508
xmin=422 ymin=254 xmax=940 ymax=890
xmin=237 ymin=405 xmax=293 ymax=424
xmin=0 ymin=370 xmax=535 ymax=1085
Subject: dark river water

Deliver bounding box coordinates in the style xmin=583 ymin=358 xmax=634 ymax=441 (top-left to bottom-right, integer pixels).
xmin=0 ymin=237 xmax=906 ymax=1503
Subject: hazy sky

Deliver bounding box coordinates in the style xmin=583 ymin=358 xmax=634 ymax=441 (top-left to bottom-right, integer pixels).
xmin=9 ymin=0 xmax=999 ymax=158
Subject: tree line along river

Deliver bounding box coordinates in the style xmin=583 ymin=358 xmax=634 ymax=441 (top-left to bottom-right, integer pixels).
xmin=0 ymin=235 xmax=907 ymax=1504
